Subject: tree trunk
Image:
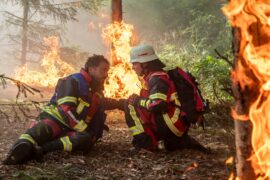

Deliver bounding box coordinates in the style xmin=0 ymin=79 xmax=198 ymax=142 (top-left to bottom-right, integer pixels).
xmin=111 ymin=0 xmax=122 ymax=23
xmin=232 ymin=27 xmax=256 ymax=180
xmin=20 ymin=0 xmax=29 ymax=66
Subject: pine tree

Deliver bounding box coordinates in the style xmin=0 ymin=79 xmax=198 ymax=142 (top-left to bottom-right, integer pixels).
xmin=1 ymin=0 xmax=105 ymax=66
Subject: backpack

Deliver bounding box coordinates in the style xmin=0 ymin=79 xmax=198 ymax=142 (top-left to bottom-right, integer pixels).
xmin=167 ymin=67 xmax=209 ymax=127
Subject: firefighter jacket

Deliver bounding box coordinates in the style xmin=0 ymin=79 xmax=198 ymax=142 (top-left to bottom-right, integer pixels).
xmin=41 ymin=68 xmax=122 ymax=132
xmin=131 ymin=71 xmax=189 ymax=137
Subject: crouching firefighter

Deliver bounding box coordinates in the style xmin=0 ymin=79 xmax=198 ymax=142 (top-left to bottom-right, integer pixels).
xmin=3 ymin=55 xmax=125 ymax=165
xmin=124 ymin=44 xmax=208 ymax=152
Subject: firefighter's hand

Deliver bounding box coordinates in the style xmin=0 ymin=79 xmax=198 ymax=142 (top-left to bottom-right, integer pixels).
xmin=128 ymin=94 xmax=141 ymax=107
xmin=103 ymin=98 xmax=127 ymax=111
xmin=118 ymin=98 xmax=127 ymax=111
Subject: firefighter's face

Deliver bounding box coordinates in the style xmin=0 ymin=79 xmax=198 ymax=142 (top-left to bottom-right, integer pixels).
xmin=132 ymin=62 xmax=144 ymax=76
xmin=88 ymin=62 xmax=110 ymax=83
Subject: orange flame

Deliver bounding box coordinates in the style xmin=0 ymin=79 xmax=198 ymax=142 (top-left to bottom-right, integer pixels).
xmin=223 ymin=0 xmax=270 ymax=178
xmin=102 ymin=21 xmax=140 ymax=98
xmin=229 ymin=173 xmax=236 ymax=180
xmin=226 ymin=156 xmax=234 ymax=165
xmin=14 ymin=36 xmax=75 ymax=88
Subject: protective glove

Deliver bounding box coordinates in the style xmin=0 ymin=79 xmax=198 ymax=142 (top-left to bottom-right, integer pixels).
xmin=128 ymin=93 xmax=141 ymax=107
xmin=118 ymin=98 xmax=127 ymax=111
xmin=102 ymin=98 xmax=127 ymax=111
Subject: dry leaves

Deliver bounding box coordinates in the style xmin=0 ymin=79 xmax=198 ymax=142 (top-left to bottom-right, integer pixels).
xmin=0 ymin=110 xmax=234 ymax=179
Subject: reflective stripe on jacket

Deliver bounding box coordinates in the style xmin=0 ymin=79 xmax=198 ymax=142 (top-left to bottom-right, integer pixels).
xmin=42 ymin=69 xmax=101 ymax=131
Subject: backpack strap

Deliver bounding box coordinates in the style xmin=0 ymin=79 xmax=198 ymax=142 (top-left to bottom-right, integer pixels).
xmin=177 ymin=68 xmax=196 ymax=88
xmin=148 ymin=71 xmax=178 ymax=104
xmin=150 ymin=71 xmax=168 ymax=77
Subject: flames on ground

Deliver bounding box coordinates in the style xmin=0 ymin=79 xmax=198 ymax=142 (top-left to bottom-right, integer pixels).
xmin=14 ymin=36 xmax=75 ymax=88
xmin=14 ymin=20 xmax=140 ymax=99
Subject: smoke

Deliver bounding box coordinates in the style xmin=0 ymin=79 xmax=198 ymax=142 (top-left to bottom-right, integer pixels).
xmin=0 ymin=3 xmax=111 ymax=100
xmin=0 ymin=4 xmax=111 ymax=76
xmin=0 ymin=0 xmax=229 ymax=88
xmin=64 ymin=8 xmax=110 ymax=57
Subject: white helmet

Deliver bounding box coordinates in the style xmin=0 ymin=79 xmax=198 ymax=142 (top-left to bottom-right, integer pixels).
xmin=130 ymin=44 xmax=159 ymax=63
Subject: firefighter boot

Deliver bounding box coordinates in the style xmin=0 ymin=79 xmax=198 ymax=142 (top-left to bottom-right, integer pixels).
xmin=3 ymin=139 xmax=33 ymax=165
xmin=181 ymin=134 xmax=211 ymax=154
xmin=42 ymin=140 xmax=63 ymax=153
xmin=33 ymin=145 xmax=44 ymax=162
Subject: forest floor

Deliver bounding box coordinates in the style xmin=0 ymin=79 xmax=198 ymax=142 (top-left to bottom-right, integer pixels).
xmin=0 ymin=94 xmax=235 ymax=180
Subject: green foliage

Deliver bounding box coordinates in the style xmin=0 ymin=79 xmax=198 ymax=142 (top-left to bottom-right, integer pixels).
xmin=81 ymin=0 xmax=107 ymax=14
xmin=124 ymin=0 xmax=233 ymax=105
xmin=187 ymin=10 xmax=232 ymax=54
xmin=158 ymin=43 xmax=233 ymax=105
xmin=124 ymin=0 xmax=230 ymax=52
xmin=124 ymin=0 xmax=220 ymax=32
xmin=158 ymin=44 xmax=194 ymax=70
xmin=191 ymin=55 xmax=233 ymax=103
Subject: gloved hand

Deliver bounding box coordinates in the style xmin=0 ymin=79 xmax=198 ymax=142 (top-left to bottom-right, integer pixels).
xmin=118 ymin=98 xmax=127 ymax=111
xmin=128 ymin=93 xmax=141 ymax=107
xmin=102 ymin=98 xmax=127 ymax=111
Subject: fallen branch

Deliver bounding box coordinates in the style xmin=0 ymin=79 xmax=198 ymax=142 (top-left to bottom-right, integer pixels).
xmin=0 ymin=74 xmax=43 ymax=99
xmin=0 ymin=101 xmax=48 ymax=123
xmin=0 ymin=108 xmax=10 ymax=122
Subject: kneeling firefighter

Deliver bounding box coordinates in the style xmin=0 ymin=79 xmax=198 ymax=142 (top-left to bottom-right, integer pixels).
xmin=124 ymin=44 xmax=208 ymax=152
xmin=3 ymin=55 xmax=125 ymax=165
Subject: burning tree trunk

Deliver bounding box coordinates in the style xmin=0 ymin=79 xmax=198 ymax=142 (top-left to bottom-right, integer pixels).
xmin=232 ymin=28 xmax=255 ymax=179
xmin=102 ymin=0 xmax=140 ymax=98
xmin=223 ymin=0 xmax=270 ymax=178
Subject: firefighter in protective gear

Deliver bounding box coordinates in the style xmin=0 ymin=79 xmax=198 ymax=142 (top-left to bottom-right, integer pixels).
xmin=125 ymin=44 xmax=190 ymax=151
xmin=3 ymin=55 xmax=125 ymax=165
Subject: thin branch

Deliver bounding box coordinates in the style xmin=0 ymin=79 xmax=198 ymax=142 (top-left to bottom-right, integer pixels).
xmin=0 ymin=108 xmax=10 ymax=123
xmin=36 ymin=1 xmax=83 ymax=7
xmin=4 ymin=11 xmax=24 ymax=20
xmin=28 ymin=8 xmax=38 ymax=20
xmin=214 ymin=48 xmax=233 ymax=67
xmin=17 ymin=103 xmax=36 ymax=119
xmin=0 ymin=101 xmax=47 ymax=123
xmin=0 ymin=101 xmax=47 ymax=106
xmin=12 ymin=105 xmax=22 ymax=122
xmin=212 ymin=83 xmax=226 ymax=105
